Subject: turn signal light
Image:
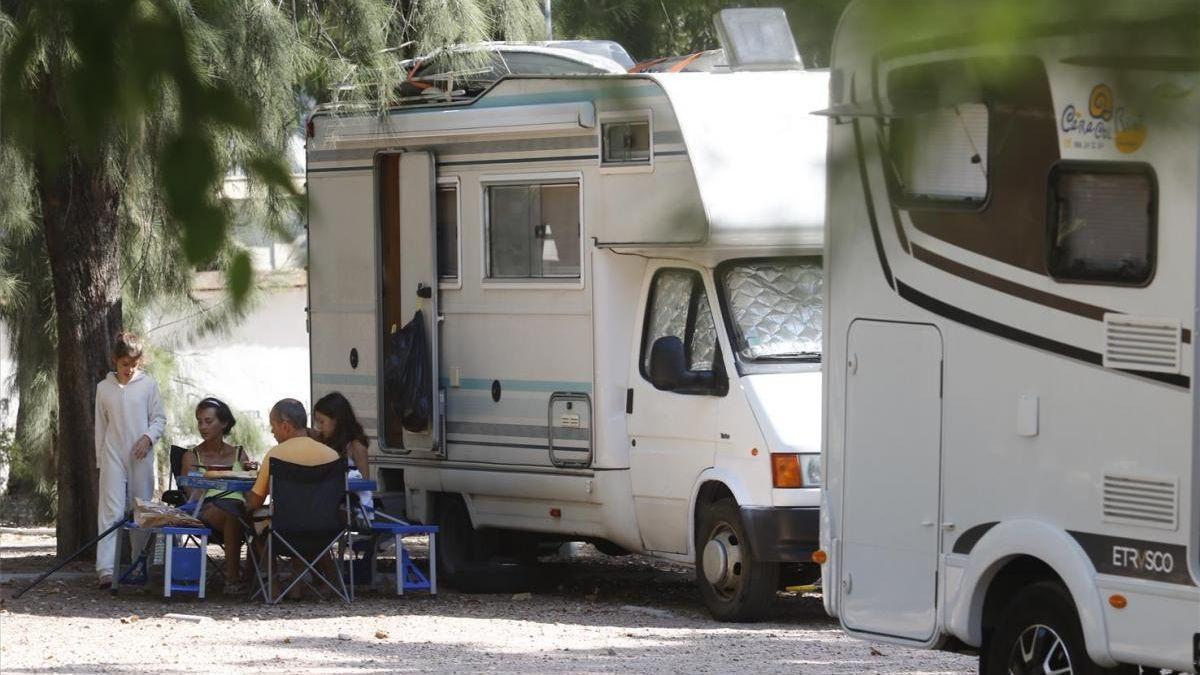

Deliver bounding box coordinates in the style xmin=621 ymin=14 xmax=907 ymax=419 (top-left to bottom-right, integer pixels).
xmin=811 ymin=549 xmax=828 ymax=565
xmin=1108 ymin=594 xmax=1127 ymax=609
xmin=771 ymin=453 xmax=803 ymax=488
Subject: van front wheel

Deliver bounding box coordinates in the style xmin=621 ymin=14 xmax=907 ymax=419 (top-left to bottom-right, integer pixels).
xmin=695 ymin=498 xmax=777 ymax=621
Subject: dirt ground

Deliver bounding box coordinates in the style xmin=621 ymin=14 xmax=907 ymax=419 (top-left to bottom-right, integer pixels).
xmin=0 ymin=528 xmax=975 ymax=674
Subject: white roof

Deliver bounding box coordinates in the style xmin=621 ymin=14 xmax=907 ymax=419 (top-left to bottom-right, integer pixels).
xmin=649 ymin=70 xmax=828 ymax=248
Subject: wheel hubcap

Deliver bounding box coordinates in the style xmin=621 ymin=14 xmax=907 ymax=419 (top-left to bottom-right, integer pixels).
xmin=1007 ymin=624 xmax=1073 ymax=675
xmin=701 ymin=523 xmax=743 ymax=598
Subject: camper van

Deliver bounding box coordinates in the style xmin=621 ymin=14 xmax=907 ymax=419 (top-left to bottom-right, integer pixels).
xmin=820 ymin=0 xmax=1199 ymax=671
xmin=306 ymin=16 xmax=829 ymax=620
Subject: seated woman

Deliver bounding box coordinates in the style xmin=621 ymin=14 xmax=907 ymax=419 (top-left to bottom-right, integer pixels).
xmin=180 ymin=397 xmax=252 ymax=592
xmin=312 ymin=391 xmax=373 ymax=521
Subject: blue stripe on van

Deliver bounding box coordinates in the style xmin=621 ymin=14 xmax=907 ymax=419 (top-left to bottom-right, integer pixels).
xmin=439 ymin=377 xmax=591 ymax=393
xmin=313 ymin=373 xmax=377 ymax=386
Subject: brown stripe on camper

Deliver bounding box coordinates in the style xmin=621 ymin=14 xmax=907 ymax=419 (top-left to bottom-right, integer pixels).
xmin=910 ymin=244 xmax=1193 ymax=346
xmin=911 ymin=244 xmax=1112 ymax=321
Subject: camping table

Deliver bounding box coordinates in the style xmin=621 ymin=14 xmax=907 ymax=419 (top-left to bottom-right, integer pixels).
xmin=178 ymin=475 xmax=378 ymax=600
xmin=177 ymin=475 xmax=377 ymax=516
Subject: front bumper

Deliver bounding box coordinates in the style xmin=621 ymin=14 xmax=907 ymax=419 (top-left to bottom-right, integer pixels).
xmin=740 ymin=506 xmax=819 ymax=562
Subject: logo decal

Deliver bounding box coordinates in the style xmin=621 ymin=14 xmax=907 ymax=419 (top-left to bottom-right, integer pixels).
xmin=1061 ymin=83 xmax=1146 ymax=153
xmin=1089 ymin=84 xmax=1114 ymax=121
xmin=1069 ymin=531 xmax=1193 ymax=586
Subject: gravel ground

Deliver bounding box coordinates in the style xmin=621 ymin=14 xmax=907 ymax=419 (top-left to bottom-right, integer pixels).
xmin=0 ymin=528 xmax=975 ymax=673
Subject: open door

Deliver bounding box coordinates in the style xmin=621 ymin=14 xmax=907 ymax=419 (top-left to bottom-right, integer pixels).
xmin=380 ymin=151 xmax=442 ymax=456
xmin=840 ymin=320 xmax=943 ymax=643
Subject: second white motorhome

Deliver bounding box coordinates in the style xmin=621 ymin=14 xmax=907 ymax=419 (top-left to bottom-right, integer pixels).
xmin=820 ymin=0 xmax=1199 ymax=671
xmin=307 ymin=16 xmax=830 ymax=620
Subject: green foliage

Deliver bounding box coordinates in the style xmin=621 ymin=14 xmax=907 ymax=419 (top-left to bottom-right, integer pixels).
xmin=552 ymin=0 xmax=848 ymax=66
xmin=0 ymin=0 xmax=545 ymax=514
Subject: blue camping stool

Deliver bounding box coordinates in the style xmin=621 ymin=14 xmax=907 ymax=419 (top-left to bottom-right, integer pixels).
xmin=113 ymin=522 xmax=211 ymax=598
xmin=369 ymin=519 xmax=438 ymax=596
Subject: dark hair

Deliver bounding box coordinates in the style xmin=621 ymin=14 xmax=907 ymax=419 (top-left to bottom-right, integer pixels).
xmin=195 ymin=397 xmax=236 ymax=436
xmin=270 ymin=398 xmax=307 ymax=430
xmin=112 ymin=331 xmax=145 ymax=360
xmin=313 ymin=391 xmax=368 ymax=456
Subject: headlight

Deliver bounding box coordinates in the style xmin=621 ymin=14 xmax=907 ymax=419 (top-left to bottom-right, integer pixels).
xmin=802 ymin=453 xmax=821 ymax=487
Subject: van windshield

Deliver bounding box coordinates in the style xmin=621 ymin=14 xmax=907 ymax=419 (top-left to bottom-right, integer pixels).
xmin=717 ymin=258 xmax=822 ymax=363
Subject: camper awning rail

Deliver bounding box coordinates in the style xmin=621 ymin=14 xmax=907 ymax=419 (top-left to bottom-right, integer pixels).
xmin=319 ymin=102 xmax=597 ymax=143
xmin=812 ymin=101 xmax=907 ymax=122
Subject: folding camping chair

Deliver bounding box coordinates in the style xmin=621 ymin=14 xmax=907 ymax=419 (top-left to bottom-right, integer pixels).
xmin=261 ymin=458 xmax=352 ymax=604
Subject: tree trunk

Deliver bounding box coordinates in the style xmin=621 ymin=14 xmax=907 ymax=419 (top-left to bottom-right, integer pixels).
xmin=38 ymin=154 xmax=122 ymax=559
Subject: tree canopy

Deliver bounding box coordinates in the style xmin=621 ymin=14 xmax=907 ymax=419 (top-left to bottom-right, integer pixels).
xmin=0 ymin=0 xmax=543 ymax=554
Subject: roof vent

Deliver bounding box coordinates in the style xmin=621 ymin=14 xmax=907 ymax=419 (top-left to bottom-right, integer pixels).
xmin=713 ymin=8 xmax=803 ymax=72
xmin=1102 ymin=314 xmax=1181 ymax=374
xmin=1102 ymin=473 xmax=1178 ymax=530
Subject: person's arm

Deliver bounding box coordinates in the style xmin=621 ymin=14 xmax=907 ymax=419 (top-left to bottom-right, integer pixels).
xmin=94 ymin=386 xmax=108 ymax=470
xmin=133 ymin=379 xmax=167 ymax=460
xmin=180 ymin=450 xmax=204 ymax=502
xmin=349 ymin=440 xmax=369 ymax=476
xmin=246 ymin=456 xmax=270 ymax=511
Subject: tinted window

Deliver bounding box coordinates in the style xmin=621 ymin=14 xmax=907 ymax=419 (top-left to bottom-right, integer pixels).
xmin=486 ymin=183 xmax=580 ymax=280
xmin=437 ymin=185 xmax=458 ymax=281
xmin=1048 ymin=164 xmax=1155 ymax=285
xmin=641 ymin=269 xmax=717 ymax=374
xmin=891 ymin=103 xmax=989 ymax=204
xmin=602 ymin=120 xmax=650 ymax=165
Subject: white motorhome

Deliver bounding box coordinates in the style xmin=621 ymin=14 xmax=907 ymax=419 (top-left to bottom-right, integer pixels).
xmin=306 ymin=20 xmax=830 ymax=619
xmin=820 ymin=0 xmax=1199 ymax=671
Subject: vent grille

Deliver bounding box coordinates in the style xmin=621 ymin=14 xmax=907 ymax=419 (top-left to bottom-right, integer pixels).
xmin=1102 ymin=474 xmax=1178 ymax=530
xmin=1102 ymin=314 xmax=1181 ymax=374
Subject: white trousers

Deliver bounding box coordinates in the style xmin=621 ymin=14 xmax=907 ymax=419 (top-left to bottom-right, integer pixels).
xmin=95 ymin=455 xmax=156 ymax=577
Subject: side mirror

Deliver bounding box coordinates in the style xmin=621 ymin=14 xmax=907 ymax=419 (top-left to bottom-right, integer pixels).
xmin=649 ymin=336 xmax=689 ymax=391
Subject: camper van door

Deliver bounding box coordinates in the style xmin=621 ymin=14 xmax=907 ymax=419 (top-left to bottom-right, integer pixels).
xmin=839 ymin=320 xmax=943 ymax=642
xmin=396 ymin=151 xmax=441 ymax=455
xmin=627 ymin=264 xmax=722 ymax=554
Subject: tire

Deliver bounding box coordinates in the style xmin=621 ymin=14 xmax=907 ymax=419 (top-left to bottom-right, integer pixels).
xmin=434 ymin=495 xmax=489 ymax=580
xmin=983 ymin=581 xmax=1134 ymax=675
xmin=695 ymin=498 xmax=778 ymax=622
xmin=434 ymin=495 xmax=552 ymax=593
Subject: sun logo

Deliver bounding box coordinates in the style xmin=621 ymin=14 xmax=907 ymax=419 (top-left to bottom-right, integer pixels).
xmin=1089 ymin=84 xmax=1114 ymax=121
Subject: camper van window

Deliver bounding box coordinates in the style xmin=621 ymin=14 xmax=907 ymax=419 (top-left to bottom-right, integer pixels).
xmin=641 ymin=269 xmax=719 ymax=379
xmin=485 ymin=182 xmax=581 ymax=280
xmin=718 ymin=258 xmax=822 ymax=364
xmin=437 ymin=183 xmax=459 ymax=282
xmin=1047 ymin=163 xmax=1156 ymax=285
xmin=890 ymin=103 xmax=989 ymax=205
xmin=601 ymin=120 xmax=651 ymax=165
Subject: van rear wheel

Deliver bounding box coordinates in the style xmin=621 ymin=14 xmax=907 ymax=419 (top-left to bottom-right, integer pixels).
xmin=695 ymin=498 xmax=777 ymax=622
xmin=983 ymin=581 xmax=1133 ymax=675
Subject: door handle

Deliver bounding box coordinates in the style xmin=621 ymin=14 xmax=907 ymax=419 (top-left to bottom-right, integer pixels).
xmin=941 ymin=522 xmax=956 ymax=532
xmin=920 ymin=520 xmax=935 ymax=527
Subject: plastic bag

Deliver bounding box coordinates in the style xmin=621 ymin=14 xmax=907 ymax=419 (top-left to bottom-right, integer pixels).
xmin=133 ymin=498 xmax=204 ymax=529
xmin=384 ymin=309 xmax=432 ymax=433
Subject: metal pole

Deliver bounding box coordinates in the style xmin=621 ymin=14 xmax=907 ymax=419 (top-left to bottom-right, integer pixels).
xmin=543 ymin=0 xmax=552 ymax=41
xmin=11 ymin=510 xmax=133 ymax=599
